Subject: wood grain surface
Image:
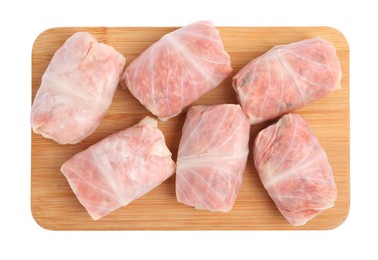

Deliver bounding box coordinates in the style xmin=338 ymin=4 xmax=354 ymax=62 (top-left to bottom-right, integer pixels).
xmin=31 ymin=26 xmax=349 ymax=230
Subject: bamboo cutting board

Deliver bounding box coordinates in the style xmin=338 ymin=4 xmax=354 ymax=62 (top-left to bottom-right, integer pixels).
xmin=31 ymin=26 xmax=349 ymax=230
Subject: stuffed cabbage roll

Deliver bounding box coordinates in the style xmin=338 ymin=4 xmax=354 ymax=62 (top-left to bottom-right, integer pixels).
xmin=233 ymin=38 xmax=341 ymax=125
xmin=122 ymin=20 xmax=232 ymax=121
xmin=60 ymin=117 xmax=175 ymax=220
xmin=176 ymin=104 xmax=250 ymax=212
xmin=253 ymin=113 xmax=337 ymax=226
xmin=31 ymin=32 xmax=126 ymax=144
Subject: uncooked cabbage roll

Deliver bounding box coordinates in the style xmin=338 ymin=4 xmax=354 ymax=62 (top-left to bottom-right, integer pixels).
xmin=61 ymin=117 xmax=175 ymax=220
xmin=233 ymin=38 xmax=341 ymax=125
xmin=31 ymin=32 xmax=126 ymax=144
xmin=176 ymin=104 xmax=250 ymax=212
xmin=253 ymin=113 xmax=337 ymax=226
xmin=122 ymin=21 xmax=232 ymax=121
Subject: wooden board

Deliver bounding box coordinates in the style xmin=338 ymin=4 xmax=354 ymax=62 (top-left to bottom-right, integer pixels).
xmin=31 ymin=26 xmax=349 ymax=230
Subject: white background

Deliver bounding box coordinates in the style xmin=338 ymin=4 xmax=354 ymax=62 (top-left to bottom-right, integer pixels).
xmin=1 ymin=0 xmax=377 ymax=259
